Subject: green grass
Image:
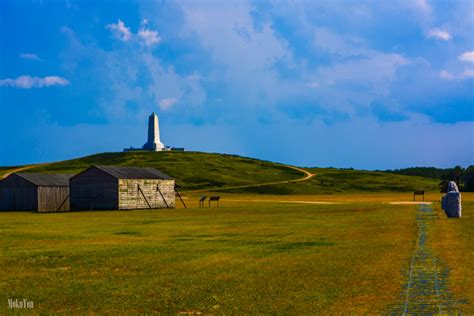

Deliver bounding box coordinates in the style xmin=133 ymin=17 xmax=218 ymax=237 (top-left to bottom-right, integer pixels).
xmin=0 ymin=202 xmax=416 ymax=314
xmin=18 ymin=151 xmax=439 ymax=194
xmin=431 ymin=199 xmax=474 ymax=312
xmin=0 ymin=166 xmax=21 ymax=178
xmin=0 ymin=166 xmax=19 ymax=171
xmin=221 ymin=167 xmax=440 ymax=194
xmin=23 ymin=151 xmax=303 ymax=190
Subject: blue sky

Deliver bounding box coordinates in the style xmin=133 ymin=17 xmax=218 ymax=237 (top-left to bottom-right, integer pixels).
xmin=0 ymin=0 xmax=473 ymax=169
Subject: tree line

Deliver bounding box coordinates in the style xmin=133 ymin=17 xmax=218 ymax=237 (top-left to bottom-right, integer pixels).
xmin=385 ymin=166 xmax=474 ymax=192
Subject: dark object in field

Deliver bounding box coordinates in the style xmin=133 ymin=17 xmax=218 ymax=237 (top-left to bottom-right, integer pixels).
xmin=70 ymin=165 xmax=175 ymax=210
xmin=441 ymin=181 xmax=462 ymax=218
xmin=209 ymin=196 xmax=220 ymax=207
xmin=413 ymin=190 xmax=425 ymax=201
xmin=199 ymin=196 xmax=207 ymax=207
xmin=0 ymin=173 xmax=72 ymax=212
xmin=175 ymin=187 xmax=187 ymax=208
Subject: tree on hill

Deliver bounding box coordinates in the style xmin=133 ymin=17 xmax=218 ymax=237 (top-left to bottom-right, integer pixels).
xmin=386 ymin=165 xmax=474 ymax=192
xmin=462 ymin=166 xmax=474 ymax=192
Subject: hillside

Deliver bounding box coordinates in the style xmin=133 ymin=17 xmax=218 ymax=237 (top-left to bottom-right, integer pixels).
xmin=385 ymin=166 xmax=474 ymax=192
xmin=222 ymin=167 xmax=440 ymax=194
xmin=7 ymin=151 xmax=441 ymax=193
xmin=23 ymin=151 xmax=303 ymax=190
xmin=0 ymin=167 xmax=19 ymax=178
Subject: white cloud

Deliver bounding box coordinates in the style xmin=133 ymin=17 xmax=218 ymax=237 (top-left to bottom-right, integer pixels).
xmin=19 ymin=53 xmax=43 ymax=61
xmin=179 ymin=1 xmax=291 ymax=106
xmin=439 ymin=68 xmax=474 ymax=80
xmin=159 ymin=98 xmax=177 ymax=110
xmin=106 ymin=19 xmax=132 ymax=41
xmin=462 ymin=68 xmax=474 ymax=79
xmin=105 ymin=19 xmax=161 ymax=47
xmin=0 ymin=75 xmax=70 ymax=88
xmin=318 ymin=53 xmax=408 ymax=84
xmin=138 ymin=28 xmax=161 ymax=46
xmin=459 ymin=51 xmax=474 ymax=63
xmin=439 ymin=70 xmax=455 ymax=80
xmin=413 ymin=0 xmax=432 ymax=15
xmin=426 ymin=28 xmax=451 ymax=41
xmin=60 ymin=27 xmax=206 ymax=120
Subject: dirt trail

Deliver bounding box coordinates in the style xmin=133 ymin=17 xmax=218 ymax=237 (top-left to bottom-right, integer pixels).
xmin=222 ymin=199 xmax=337 ymax=205
xmin=182 ymin=165 xmax=315 ymax=193
xmin=1 ymin=164 xmax=48 ymax=179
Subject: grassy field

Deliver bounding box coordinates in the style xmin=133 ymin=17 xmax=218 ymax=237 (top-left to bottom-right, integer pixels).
xmin=220 ymin=167 xmax=440 ymax=194
xmin=0 ymin=200 xmax=418 ymax=314
xmin=181 ymin=191 xmax=447 ymax=208
xmin=2 ymin=151 xmax=469 ymax=313
xmin=22 ymin=151 xmax=303 ymax=190
xmin=14 ymin=151 xmax=440 ymax=194
xmin=0 ymin=166 xmax=22 ymax=178
xmin=430 ymin=198 xmax=474 ymax=312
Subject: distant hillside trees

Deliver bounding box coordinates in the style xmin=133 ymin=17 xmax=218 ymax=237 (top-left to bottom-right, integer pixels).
xmin=462 ymin=166 xmax=474 ymax=192
xmin=385 ymin=165 xmax=474 ymax=192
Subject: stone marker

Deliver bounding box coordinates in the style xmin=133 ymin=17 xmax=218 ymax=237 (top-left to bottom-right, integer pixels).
xmin=441 ymin=181 xmax=462 ymax=218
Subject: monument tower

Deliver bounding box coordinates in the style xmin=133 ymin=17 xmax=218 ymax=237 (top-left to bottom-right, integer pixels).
xmin=143 ymin=112 xmax=165 ymax=151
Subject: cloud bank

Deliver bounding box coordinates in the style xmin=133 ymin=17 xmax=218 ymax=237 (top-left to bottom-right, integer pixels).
xmin=0 ymin=75 xmax=70 ymax=88
xmin=106 ymin=19 xmax=161 ymax=47
xmin=459 ymin=51 xmax=474 ymax=63
xmin=426 ymin=28 xmax=451 ymax=40
xmin=106 ymin=19 xmax=132 ymax=41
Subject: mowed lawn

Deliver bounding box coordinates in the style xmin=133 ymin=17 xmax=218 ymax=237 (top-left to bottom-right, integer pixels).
xmin=0 ymin=202 xmax=416 ymax=314
xmin=430 ymin=198 xmax=474 ymax=313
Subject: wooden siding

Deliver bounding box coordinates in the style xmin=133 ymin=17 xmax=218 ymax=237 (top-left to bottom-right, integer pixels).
xmin=0 ymin=174 xmax=38 ymax=211
xmin=70 ymin=167 xmax=118 ymax=210
xmin=118 ymin=179 xmax=175 ymax=210
xmin=37 ymin=187 xmax=70 ymax=212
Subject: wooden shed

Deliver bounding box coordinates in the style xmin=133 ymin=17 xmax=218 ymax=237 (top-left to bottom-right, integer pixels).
xmin=70 ymin=165 xmax=175 ymax=210
xmin=0 ymin=173 xmax=71 ymax=212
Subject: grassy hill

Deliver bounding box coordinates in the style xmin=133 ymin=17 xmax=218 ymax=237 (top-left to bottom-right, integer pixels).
xmin=23 ymin=151 xmax=302 ymax=190
xmin=222 ymin=167 xmax=440 ymax=194
xmin=0 ymin=167 xmax=17 ymax=178
xmin=11 ymin=151 xmax=440 ymax=193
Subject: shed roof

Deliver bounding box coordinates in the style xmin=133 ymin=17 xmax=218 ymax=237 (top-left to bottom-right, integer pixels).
xmin=94 ymin=165 xmax=173 ymax=180
xmin=15 ymin=173 xmax=73 ymax=187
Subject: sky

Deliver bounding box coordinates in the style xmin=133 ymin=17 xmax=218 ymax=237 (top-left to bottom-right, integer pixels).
xmin=0 ymin=0 xmax=473 ymax=169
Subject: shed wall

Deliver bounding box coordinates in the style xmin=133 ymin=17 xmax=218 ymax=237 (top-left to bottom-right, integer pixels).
xmin=70 ymin=168 xmax=118 ymax=210
xmin=0 ymin=175 xmax=38 ymax=211
xmin=38 ymin=187 xmax=70 ymax=212
xmin=118 ymin=179 xmax=175 ymax=210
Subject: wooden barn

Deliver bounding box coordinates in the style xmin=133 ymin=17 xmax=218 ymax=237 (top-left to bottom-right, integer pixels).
xmin=70 ymin=165 xmax=175 ymax=210
xmin=0 ymin=173 xmax=71 ymax=212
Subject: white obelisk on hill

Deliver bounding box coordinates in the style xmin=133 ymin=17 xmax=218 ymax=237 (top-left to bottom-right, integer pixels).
xmin=143 ymin=112 xmax=165 ymax=151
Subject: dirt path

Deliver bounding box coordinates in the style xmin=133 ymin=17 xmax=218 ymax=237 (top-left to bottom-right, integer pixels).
xmin=1 ymin=164 xmax=47 ymax=179
xmin=221 ymin=199 xmax=337 ymax=205
xmin=182 ymin=165 xmax=315 ymax=193
xmin=390 ymin=205 xmax=456 ymax=314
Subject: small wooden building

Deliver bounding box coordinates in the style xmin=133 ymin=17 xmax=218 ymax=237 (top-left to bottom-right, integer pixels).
xmin=70 ymin=165 xmax=175 ymax=210
xmin=0 ymin=173 xmax=71 ymax=212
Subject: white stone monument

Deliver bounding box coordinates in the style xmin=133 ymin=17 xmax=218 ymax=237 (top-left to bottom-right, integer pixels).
xmin=142 ymin=112 xmax=165 ymax=151
xmin=442 ymin=181 xmax=462 ymax=218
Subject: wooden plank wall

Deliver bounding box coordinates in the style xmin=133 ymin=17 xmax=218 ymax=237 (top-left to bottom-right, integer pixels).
xmin=0 ymin=175 xmax=38 ymax=211
xmin=70 ymin=168 xmax=118 ymax=210
xmin=118 ymin=179 xmax=175 ymax=209
xmin=38 ymin=187 xmax=70 ymax=212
